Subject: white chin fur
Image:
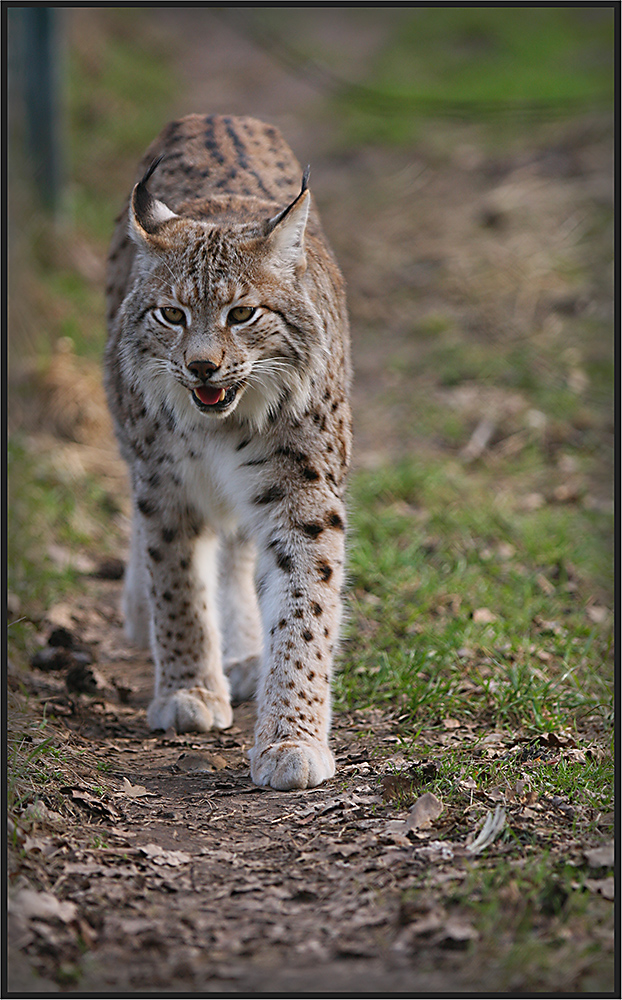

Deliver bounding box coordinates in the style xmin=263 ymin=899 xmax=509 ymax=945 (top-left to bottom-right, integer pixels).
xmin=129 ymin=356 xmax=312 ymax=437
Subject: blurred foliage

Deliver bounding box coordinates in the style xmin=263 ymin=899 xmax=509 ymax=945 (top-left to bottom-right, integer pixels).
xmin=66 ymin=10 xmax=180 ymax=238
xmin=252 ymin=7 xmax=613 ymax=145
xmin=361 ymin=7 xmax=613 ymax=106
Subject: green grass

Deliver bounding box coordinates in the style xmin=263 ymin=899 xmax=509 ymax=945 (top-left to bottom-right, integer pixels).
xmin=439 ymin=855 xmax=613 ymax=991
xmin=8 ymin=724 xmax=66 ymax=814
xmin=7 ymin=437 xmax=122 ymax=662
xmin=338 ymin=458 xmax=613 ymax=734
xmin=331 ymin=6 xmax=613 ymax=144
xmin=372 ymin=8 xmax=613 ymax=104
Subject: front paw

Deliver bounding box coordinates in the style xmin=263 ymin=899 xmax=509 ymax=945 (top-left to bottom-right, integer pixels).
xmin=249 ymin=739 xmax=335 ymax=791
xmin=147 ymin=687 xmax=233 ymax=733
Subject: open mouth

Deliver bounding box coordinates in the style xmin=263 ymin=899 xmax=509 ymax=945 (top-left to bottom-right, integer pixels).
xmin=191 ymin=384 xmax=239 ymax=412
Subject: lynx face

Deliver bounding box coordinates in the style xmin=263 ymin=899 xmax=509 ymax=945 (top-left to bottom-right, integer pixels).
xmin=118 ymin=167 xmax=326 ymax=436
xmin=105 ymin=114 xmax=351 ymax=791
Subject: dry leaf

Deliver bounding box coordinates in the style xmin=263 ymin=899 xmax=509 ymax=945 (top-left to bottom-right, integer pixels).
xmin=442 ymin=717 xmax=461 ymax=730
xmin=406 ymin=792 xmax=443 ymax=831
xmin=22 ymin=837 xmax=59 ymax=857
xmin=473 ymin=608 xmax=497 ymax=624
xmin=584 ymin=877 xmax=614 ymax=900
xmin=535 ymin=573 xmax=555 ymax=595
xmin=586 ymin=604 xmax=608 ymax=624
xmin=10 ymin=889 xmax=77 ymax=925
xmin=413 ymin=840 xmax=456 ymax=863
xmin=384 ymin=819 xmax=410 ymax=843
xmin=139 ymin=843 xmax=192 ymax=866
xmin=487 ymin=785 xmax=509 ymax=802
xmin=20 ymin=801 xmax=65 ymax=829
xmin=459 ymin=776 xmax=477 ymax=792
xmin=174 ymin=750 xmax=227 ymax=772
xmin=116 ymin=777 xmax=152 ymax=798
xmin=441 ymin=916 xmax=479 ymax=944
xmin=584 ymin=842 xmax=614 ymax=868
xmin=466 ymin=806 xmax=506 ymax=854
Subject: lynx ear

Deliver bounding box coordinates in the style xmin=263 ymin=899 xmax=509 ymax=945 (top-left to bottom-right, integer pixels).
xmin=265 ymin=168 xmax=311 ymax=272
xmin=129 ymin=156 xmax=178 ymax=242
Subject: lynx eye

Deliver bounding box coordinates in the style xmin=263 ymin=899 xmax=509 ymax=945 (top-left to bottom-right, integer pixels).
xmin=158 ymin=306 xmax=186 ymax=326
xmin=227 ymin=306 xmax=256 ymax=325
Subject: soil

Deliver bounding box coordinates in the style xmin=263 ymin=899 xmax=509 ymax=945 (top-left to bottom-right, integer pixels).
xmin=7 ymin=9 xmax=614 ymax=995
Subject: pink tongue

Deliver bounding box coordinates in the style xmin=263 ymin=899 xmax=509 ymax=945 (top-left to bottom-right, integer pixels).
xmin=195 ymin=385 xmax=224 ymax=406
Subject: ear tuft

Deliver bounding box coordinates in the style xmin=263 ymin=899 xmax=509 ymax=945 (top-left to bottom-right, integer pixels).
xmin=265 ymin=171 xmax=311 ymax=272
xmin=130 ymin=156 xmax=178 ymax=241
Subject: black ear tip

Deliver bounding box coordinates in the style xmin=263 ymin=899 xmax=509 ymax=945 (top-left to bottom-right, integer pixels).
xmin=139 ymin=153 xmax=165 ymax=189
xmin=301 ymin=165 xmax=311 ymax=193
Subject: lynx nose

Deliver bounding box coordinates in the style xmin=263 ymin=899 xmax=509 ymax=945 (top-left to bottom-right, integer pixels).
xmin=187 ymin=359 xmax=220 ymax=381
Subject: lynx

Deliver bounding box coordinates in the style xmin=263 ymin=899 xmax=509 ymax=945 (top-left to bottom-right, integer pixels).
xmin=104 ymin=114 xmax=351 ymax=790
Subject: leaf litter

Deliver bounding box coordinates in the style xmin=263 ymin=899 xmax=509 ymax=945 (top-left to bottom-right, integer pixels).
xmin=8 ymin=600 xmax=614 ymax=993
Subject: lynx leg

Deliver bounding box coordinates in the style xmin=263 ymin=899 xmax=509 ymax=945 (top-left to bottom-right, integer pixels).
xmin=218 ymin=529 xmax=262 ymax=703
xmin=248 ymin=502 xmax=345 ymax=790
xmin=122 ymin=510 xmax=151 ymax=648
xmin=136 ymin=511 xmax=232 ymax=733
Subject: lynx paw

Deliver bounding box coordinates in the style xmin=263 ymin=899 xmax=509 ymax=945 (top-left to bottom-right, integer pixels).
xmin=249 ymin=739 xmax=335 ymax=791
xmin=224 ymin=655 xmax=260 ymax=704
xmin=147 ymin=687 xmax=233 ymax=733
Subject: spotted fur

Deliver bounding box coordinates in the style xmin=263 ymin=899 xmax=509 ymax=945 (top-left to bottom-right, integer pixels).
xmin=105 ymin=114 xmax=351 ymax=790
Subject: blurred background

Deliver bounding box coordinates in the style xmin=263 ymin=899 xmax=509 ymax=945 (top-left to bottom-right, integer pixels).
xmin=7 ymin=5 xmax=614 ymax=692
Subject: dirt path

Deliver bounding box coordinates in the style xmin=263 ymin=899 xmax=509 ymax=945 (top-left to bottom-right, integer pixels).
xmin=10 ymin=578 xmax=486 ymax=993
xmin=8 ymin=9 xmax=614 ymax=994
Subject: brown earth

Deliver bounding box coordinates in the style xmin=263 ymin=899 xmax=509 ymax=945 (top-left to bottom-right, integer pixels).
xmin=7 ymin=8 xmax=614 ymax=995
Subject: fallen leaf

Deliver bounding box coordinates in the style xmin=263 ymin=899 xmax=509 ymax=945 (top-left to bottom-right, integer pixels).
xmin=10 ymin=889 xmax=77 ymax=925
xmin=174 ymin=750 xmax=227 ymax=772
xmin=442 ymin=717 xmax=461 ymax=730
xmin=533 ymin=617 xmax=567 ymax=636
xmin=139 ymin=843 xmax=192 ymax=866
xmin=466 ymin=806 xmax=506 ymax=854
xmin=584 ymin=842 xmax=614 ymax=868
xmin=487 ymin=785 xmax=509 ymax=802
xmin=535 ymin=573 xmax=555 ymax=595
xmin=22 ymin=837 xmax=60 ymax=857
xmin=441 ymin=916 xmax=479 ymax=944
xmin=459 ymin=776 xmax=477 ymax=792
xmin=413 ymin=840 xmax=456 ymax=863
xmin=406 ymin=792 xmax=443 ymax=831
xmin=380 ymin=772 xmax=416 ymax=804
xmin=473 ymin=608 xmax=497 ymax=624
xmin=584 ymin=877 xmax=614 ymax=900
xmin=521 ymin=492 xmax=545 ymax=511
xmin=384 ymin=819 xmax=410 ymax=841
xmin=461 ymin=417 xmax=495 ymax=462
xmin=397 ymin=909 xmax=445 ymax=940
xmin=586 ymin=604 xmax=609 ymax=624
xmin=61 ymin=786 xmax=118 ymax=820
xmin=20 ymin=801 xmax=65 ymax=829
xmin=115 ymin=777 xmax=152 ymax=798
